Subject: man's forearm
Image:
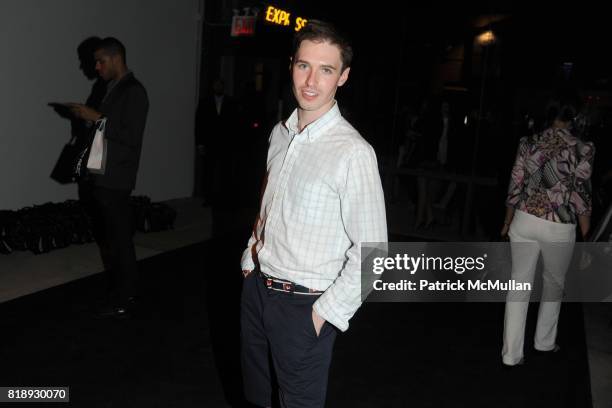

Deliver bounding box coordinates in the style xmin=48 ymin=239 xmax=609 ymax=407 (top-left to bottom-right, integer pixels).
xmin=312 ymin=261 xmax=362 ymax=332
xmin=69 ymin=103 xmax=102 ymax=121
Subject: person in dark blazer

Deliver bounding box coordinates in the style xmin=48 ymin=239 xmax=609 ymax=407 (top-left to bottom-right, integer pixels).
xmin=195 ymin=78 xmax=241 ymax=207
xmin=70 ymin=37 xmax=149 ymax=318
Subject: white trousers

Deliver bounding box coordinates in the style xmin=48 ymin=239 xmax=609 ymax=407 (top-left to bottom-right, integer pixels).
xmin=502 ymin=210 xmax=576 ymax=365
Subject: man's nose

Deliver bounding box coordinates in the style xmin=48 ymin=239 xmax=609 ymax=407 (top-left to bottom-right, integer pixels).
xmin=306 ymin=70 xmax=316 ymax=87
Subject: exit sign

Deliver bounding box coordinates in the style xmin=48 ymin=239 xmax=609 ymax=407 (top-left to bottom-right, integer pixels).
xmin=231 ymin=15 xmax=256 ymax=37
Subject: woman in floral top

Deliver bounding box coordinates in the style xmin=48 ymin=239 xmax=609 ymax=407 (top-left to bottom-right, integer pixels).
xmin=501 ymin=95 xmax=594 ymax=368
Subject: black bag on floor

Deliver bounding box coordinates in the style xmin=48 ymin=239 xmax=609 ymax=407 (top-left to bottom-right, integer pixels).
xmin=131 ymin=197 xmax=177 ymax=233
xmin=50 ymin=137 xmax=81 ymax=184
xmin=0 ymin=210 xmax=13 ymax=254
xmin=142 ymin=203 xmax=177 ymax=232
xmin=0 ymin=238 xmax=11 ymax=254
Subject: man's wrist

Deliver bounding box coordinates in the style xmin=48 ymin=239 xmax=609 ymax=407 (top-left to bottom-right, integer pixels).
xmin=312 ymin=309 xmax=326 ymax=335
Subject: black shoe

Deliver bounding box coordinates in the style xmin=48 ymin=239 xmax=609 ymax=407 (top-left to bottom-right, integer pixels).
xmin=534 ymin=345 xmax=563 ymax=362
xmin=502 ymin=358 xmax=524 ymax=370
xmin=534 ymin=344 xmax=561 ymax=354
xmin=95 ymin=305 xmax=131 ymax=319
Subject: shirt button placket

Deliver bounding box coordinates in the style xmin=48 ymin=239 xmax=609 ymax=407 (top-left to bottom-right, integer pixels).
xmin=268 ymin=133 xmax=299 ymax=235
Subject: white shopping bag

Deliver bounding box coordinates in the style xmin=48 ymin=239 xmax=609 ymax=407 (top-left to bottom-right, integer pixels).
xmin=87 ymin=117 xmax=107 ymax=174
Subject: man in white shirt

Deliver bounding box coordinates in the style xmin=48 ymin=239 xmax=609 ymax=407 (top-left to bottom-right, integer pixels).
xmin=240 ymin=20 xmax=387 ymax=408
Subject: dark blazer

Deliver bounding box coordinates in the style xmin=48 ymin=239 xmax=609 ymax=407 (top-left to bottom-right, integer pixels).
xmin=89 ymin=72 xmax=149 ymax=191
xmin=195 ymin=94 xmax=239 ymax=151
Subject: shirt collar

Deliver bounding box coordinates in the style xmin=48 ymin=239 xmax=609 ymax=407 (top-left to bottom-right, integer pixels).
xmin=104 ymin=71 xmax=133 ymax=100
xmin=108 ymin=70 xmax=132 ymax=87
xmin=284 ymin=102 xmax=342 ymax=142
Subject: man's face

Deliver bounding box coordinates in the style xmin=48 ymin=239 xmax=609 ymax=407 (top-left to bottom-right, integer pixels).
xmin=291 ymin=39 xmax=349 ymax=120
xmin=94 ymin=50 xmax=118 ymax=81
xmin=78 ymin=53 xmax=98 ymax=80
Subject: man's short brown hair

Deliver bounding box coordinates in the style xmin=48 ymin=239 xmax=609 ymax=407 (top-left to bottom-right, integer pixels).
xmin=292 ymin=20 xmax=353 ymax=71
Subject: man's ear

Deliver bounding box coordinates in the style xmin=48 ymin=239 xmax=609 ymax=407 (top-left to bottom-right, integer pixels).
xmin=111 ymin=53 xmax=123 ymax=67
xmin=288 ymin=57 xmax=293 ymax=72
xmin=337 ymin=67 xmax=350 ymax=87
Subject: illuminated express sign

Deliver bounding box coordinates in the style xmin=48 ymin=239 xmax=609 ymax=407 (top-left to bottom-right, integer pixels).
xmin=264 ymin=5 xmax=308 ymax=31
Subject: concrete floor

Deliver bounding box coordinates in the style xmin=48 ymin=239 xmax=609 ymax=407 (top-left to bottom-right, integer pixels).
xmin=1 ymin=197 xmax=610 ymax=407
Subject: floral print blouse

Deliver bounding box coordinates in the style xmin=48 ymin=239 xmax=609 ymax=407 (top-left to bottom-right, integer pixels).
xmin=506 ymin=127 xmax=594 ymax=224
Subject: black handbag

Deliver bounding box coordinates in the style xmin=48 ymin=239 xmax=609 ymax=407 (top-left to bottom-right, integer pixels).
xmin=50 ymin=136 xmax=81 ymax=184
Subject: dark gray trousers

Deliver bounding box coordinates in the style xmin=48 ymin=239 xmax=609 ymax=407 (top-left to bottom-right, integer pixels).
xmin=241 ymin=272 xmax=337 ymax=408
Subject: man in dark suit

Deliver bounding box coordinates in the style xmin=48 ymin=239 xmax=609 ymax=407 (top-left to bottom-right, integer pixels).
xmin=70 ymin=37 xmax=149 ymax=318
xmin=195 ymin=78 xmax=240 ymax=207
xmin=73 ymin=36 xmax=107 ymax=248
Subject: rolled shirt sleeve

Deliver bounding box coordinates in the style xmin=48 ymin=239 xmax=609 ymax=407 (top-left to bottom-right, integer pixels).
xmin=241 ymin=220 xmax=259 ymax=272
xmin=313 ymin=147 xmax=388 ymax=332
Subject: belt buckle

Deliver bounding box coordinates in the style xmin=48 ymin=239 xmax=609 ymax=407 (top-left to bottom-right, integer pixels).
xmin=283 ymin=282 xmax=293 ymax=292
xmin=266 ymin=278 xmax=272 ymax=288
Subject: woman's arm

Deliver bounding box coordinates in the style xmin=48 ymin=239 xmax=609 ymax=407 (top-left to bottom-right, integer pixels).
xmin=501 ymin=206 xmax=515 ymax=237
xmin=578 ymin=214 xmax=590 ymax=240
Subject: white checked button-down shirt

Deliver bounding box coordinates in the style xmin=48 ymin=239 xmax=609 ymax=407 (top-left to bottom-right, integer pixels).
xmin=241 ymin=103 xmax=387 ymax=332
